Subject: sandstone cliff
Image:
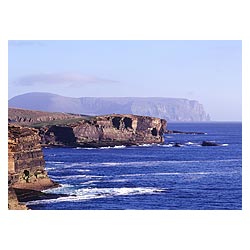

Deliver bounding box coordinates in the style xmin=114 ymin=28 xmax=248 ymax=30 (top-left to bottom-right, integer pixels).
xmin=8 ymin=125 xmax=57 ymax=209
xmin=9 ymin=108 xmax=167 ymax=147
xmin=39 ymin=114 xmax=167 ymax=147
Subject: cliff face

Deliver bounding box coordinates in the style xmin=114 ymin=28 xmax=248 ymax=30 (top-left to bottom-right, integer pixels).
xmin=8 ymin=125 xmax=56 ymax=209
xmin=40 ymin=114 xmax=167 ymax=147
xmin=9 ymin=92 xmax=210 ymax=122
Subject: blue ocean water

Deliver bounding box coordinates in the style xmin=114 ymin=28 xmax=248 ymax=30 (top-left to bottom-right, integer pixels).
xmin=27 ymin=122 xmax=242 ymax=210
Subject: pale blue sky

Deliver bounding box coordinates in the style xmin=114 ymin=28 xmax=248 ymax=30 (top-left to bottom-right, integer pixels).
xmin=8 ymin=40 xmax=242 ymax=121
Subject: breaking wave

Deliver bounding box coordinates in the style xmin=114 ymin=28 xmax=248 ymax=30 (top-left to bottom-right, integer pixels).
xmin=26 ymin=187 xmax=167 ymax=205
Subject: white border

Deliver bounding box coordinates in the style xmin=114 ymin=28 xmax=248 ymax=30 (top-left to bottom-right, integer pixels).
xmin=1 ymin=1 xmax=249 ymax=250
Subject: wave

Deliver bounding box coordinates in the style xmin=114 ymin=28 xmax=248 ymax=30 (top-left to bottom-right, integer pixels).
xmin=114 ymin=145 xmax=126 ymax=149
xmin=26 ymin=187 xmax=167 ymax=205
xmin=76 ymin=146 xmax=127 ymax=150
xmin=43 ymin=184 xmax=74 ymax=194
xmin=162 ymin=144 xmax=174 ymax=147
xmin=185 ymin=142 xmax=195 ymax=145
xmin=75 ymin=147 xmax=96 ymax=150
xmin=137 ymin=144 xmax=154 ymax=147
xmin=100 ymin=159 xmax=240 ymax=167
xmin=48 ymin=159 xmax=241 ymax=173
xmin=101 ymin=162 xmax=125 ymax=166
xmin=154 ymin=171 xmax=212 ymax=176
xmin=77 ymin=169 xmax=91 ymax=172
xmin=46 ymin=161 xmax=65 ymax=164
xmin=50 ymin=174 xmax=106 ymax=181
xmin=100 ymin=145 xmax=127 ymax=149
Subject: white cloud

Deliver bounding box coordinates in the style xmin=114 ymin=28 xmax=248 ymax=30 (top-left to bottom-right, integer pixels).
xmin=14 ymin=73 xmax=119 ymax=86
xmin=8 ymin=40 xmax=45 ymax=46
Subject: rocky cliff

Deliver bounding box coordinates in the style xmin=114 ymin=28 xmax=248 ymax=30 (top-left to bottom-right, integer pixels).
xmin=39 ymin=114 xmax=166 ymax=147
xmin=9 ymin=108 xmax=167 ymax=147
xmin=8 ymin=109 xmax=166 ymax=208
xmin=9 ymin=92 xmax=210 ymax=122
xmin=8 ymin=124 xmax=57 ymax=209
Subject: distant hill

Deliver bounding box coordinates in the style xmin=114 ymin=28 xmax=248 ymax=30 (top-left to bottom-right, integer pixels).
xmin=8 ymin=92 xmax=210 ymax=122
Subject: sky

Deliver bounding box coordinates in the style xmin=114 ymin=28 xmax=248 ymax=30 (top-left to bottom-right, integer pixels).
xmin=8 ymin=40 xmax=242 ymax=121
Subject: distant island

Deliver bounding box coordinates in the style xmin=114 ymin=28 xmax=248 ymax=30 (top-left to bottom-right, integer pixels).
xmin=9 ymin=92 xmax=210 ymax=122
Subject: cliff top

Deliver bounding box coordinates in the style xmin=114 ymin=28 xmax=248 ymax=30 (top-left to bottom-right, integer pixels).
xmin=8 ymin=107 xmax=165 ymax=128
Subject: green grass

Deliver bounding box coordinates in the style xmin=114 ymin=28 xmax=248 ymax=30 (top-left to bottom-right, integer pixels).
xmin=31 ymin=117 xmax=89 ymax=128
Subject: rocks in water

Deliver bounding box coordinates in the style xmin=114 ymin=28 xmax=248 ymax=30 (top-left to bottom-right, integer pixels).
xmin=167 ymin=141 xmax=224 ymax=147
xmin=201 ymin=141 xmax=221 ymax=146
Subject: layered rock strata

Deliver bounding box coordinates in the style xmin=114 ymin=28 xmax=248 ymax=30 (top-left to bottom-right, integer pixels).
xmin=8 ymin=125 xmax=57 ymax=209
xmin=39 ymin=114 xmax=167 ymax=147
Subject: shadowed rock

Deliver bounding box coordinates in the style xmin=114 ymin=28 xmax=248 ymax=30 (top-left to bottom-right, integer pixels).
xmin=201 ymin=141 xmax=221 ymax=146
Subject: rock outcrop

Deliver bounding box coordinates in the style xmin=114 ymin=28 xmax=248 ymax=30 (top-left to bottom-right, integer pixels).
xmin=8 ymin=124 xmax=57 ymax=209
xmin=39 ymin=114 xmax=167 ymax=147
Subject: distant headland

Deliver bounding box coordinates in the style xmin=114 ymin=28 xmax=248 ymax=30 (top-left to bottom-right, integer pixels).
xmin=9 ymin=92 xmax=210 ymax=122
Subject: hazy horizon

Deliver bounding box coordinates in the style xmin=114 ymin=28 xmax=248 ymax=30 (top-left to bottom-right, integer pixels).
xmin=8 ymin=40 xmax=242 ymax=121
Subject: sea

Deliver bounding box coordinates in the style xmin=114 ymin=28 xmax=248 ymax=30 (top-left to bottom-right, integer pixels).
xmin=27 ymin=122 xmax=242 ymax=210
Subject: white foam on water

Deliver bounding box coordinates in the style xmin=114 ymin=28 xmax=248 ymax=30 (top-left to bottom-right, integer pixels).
xmin=80 ymin=180 xmax=100 ymax=185
xmin=185 ymin=142 xmax=195 ymax=145
xmin=119 ymin=173 xmax=147 ymax=177
xmin=162 ymin=144 xmax=174 ymax=147
xmin=222 ymin=143 xmax=229 ymax=146
xmin=154 ymin=172 xmax=212 ymax=176
xmin=77 ymin=169 xmax=91 ymax=172
xmin=114 ymin=145 xmax=126 ymax=149
xmin=46 ymin=161 xmax=65 ymax=164
xmin=26 ymin=186 xmax=167 ymax=205
xmin=50 ymin=174 xmax=89 ymax=181
xmin=101 ymin=162 xmax=123 ymax=166
xmin=138 ymin=143 xmax=154 ymax=147
xmin=47 ymin=159 xmax=241 ymax=176
xmin=75 ymin=147 xmax=96 ymax=150
xmin=108 ymin=179 xmax=128 ymax=183
xmin=100 ymin=146 xmax=112 ymax=149
xmin=43 ymin=184 xmax=74 ymax=194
